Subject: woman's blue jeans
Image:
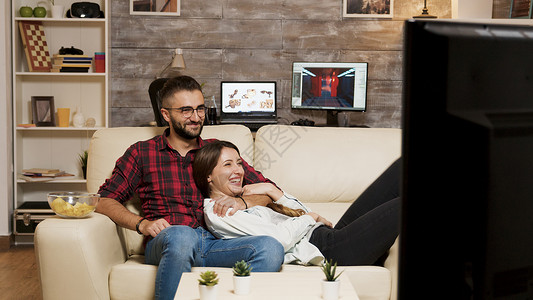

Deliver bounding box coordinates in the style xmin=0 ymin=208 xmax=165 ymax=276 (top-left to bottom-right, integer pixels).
xmin=145 ymin=225 xmax=284 ymax=300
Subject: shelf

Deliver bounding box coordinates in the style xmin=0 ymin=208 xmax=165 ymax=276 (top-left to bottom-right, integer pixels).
xmin=16 ymin=126 xmax=104 ymax=131
xmin=15 ymin=17 xmax=106 ymax=23
xmin=17 ymin=178 xmax=87 ymax=184
xmin=12 ymin=0 xmax=109 ymax=212
xmin=15 ymin=72 xmax=106 ymax=76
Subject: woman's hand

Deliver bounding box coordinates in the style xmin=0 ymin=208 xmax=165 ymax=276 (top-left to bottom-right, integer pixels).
xmin=306 ymin=212 xmax=333 ymax=228
xmin=138 ymin=218 xmax=171 ymax=237
xmin=242 ymin=183 xmax=283 ymax=200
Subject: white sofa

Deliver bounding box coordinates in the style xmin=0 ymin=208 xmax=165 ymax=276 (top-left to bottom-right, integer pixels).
xmin=34 ymin=124 xmax=401 ymax=300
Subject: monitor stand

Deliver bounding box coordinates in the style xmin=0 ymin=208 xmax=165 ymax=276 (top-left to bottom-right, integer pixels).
xmin=326 ymin=110 xmax=340 ymax=127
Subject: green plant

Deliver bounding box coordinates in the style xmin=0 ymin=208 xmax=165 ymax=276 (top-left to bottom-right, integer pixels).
xmin=320 ymin=259 xmax=344 ymax=281
xmin=198 ymin=271 xmax=219 ymax=286
xmin=232 ymin=260 xmax=252 ymax=276
xmin=78 ymin=150 xmax=88 ymax=168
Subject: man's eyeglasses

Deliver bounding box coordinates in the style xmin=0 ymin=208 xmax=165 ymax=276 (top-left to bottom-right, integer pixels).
xmin=164 ymin=106 xmax=206 ymax=118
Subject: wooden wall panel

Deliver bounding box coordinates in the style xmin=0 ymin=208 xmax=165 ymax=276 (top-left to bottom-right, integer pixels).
xmin=282 ymin=20 xmax=404 ymax=51
xmin=109 ymin=0 xmax=463 ymax=128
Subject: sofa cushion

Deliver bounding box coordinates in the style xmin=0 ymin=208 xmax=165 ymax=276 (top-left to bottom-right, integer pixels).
xmin=87 ymin=125 xmax=255 ymax=194
xmin=254 ymin=125 xmax=401 ymax=203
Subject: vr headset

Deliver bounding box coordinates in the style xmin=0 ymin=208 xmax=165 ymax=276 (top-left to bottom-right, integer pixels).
xmin=66 ymin=2 xmax=104 ymax=18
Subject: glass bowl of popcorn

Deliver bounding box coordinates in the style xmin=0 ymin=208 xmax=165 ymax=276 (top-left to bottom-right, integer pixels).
xmin=47 ymin=192 xmax=100 ymax=218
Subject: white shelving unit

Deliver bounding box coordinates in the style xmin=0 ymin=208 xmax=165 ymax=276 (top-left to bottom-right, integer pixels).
xmin=11 ymin=0 xmax=109 ymax=211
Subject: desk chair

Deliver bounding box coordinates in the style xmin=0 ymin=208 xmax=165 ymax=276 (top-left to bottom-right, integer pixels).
xmin=148 ymin=78 xmax=169 ymax=127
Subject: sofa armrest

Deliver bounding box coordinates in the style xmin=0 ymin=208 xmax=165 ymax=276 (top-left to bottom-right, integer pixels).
xmin=35 ymin=212 xmax=127 ymax=300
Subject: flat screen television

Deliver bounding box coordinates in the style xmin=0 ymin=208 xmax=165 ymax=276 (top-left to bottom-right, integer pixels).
xmin=401 ymin=19 xmax=533 ymax=299
xmin=291 ymin=62 xmax=368 ymax=126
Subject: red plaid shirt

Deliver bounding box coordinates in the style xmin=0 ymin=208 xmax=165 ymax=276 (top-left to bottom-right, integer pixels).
xmin=98 ymin=128 xmax=272 ymax=228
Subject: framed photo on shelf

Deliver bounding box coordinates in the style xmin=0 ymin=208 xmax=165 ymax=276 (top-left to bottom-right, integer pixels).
xmin=510 ymin=0 xmax=533 ymax=18
xmin=343 ymin=0 xmax=393 ymax=18
xmin=31 ymin=96 xmax=55 ymax=126
xmin=130 ymin=0 xmax=181 ymax=16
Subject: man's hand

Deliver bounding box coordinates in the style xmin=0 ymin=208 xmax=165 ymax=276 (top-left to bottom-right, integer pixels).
xmin=211 ymin=193 xmax=244 ymax=217
xmin=138 ymin=218 xmax=171 ymax=237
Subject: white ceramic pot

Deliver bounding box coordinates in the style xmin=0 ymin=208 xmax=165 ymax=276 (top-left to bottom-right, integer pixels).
xmin=199 ymin=284 xmax=217 ymax=300
xmin=51 ymin=5 xmax=64 ymax=18
xmin=233 ymin=275 xmax=251 ymax=295
xmin=321 ymin=280 xmax=340 ymax=300
xmin=72 ymin=107 xmax=85 ymax=128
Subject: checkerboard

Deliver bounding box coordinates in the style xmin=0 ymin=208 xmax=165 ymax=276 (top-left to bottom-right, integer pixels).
xmin=19 ymin=21 xmax=52 ymax=72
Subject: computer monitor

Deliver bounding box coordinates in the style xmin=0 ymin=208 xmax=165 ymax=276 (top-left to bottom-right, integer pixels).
xmin=219 ymin=81 xmax=277 ymax=129
xmin=291 ymin=62 xmax=368 ymax=126
xmin=401 ymin=19 xmax=533 ymax=299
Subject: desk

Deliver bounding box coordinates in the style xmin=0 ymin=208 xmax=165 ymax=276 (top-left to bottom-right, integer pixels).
xmin=175 ymin=271 xmax=359 ymax=299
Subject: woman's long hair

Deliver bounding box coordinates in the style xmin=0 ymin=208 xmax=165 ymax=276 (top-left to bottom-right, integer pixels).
xmin=193 ymin=140 xmax=305 ymax=217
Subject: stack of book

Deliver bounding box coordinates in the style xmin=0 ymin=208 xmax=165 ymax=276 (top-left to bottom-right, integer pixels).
xmin=20 ymin=168 xmax=74 ymax=182
xmin=51 ymin=54 xmax=93 ymax=73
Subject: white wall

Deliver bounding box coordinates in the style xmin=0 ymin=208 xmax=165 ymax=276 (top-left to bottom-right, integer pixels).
xmin=0 ymin=1 xmax=13 ymax=237
xmin=452 ymin=0 xmax=494 ymax=19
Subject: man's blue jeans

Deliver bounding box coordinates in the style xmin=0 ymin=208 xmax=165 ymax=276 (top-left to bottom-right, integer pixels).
xmin=145 ymin=225 xmax=284 ymax=300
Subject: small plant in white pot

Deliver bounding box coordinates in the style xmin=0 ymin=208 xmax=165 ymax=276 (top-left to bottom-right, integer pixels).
xmin=198 ymin=270 xmax=219 ymax=300
xmin=320 ymin=259 xmax=344 ymax=300
xmin=232 ymin=260 xmax=252 ymax=295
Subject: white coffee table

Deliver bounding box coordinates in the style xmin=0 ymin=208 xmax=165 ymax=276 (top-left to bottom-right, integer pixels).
xmin=175 ymin=270 xmax=359 ymax=299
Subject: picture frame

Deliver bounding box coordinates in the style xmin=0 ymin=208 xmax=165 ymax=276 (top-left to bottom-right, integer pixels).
xmin=509 ymin=0 xmax=533 ymax=18
xmin=31 ymin=96 xmax=55 ymax=126
xmin=343 ymin=0 xmax=393 ymax=18
xmin=130 ymin=0 xmax=181 ymax=16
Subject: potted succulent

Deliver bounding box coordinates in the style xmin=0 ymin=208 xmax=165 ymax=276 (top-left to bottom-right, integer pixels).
xmin=320 ymin=259 xmax=344 ymax=300
xmin=232 ymin=260 xmax=252 ymax=295
xmin=198 ymin=270 xmax=219 ymax=300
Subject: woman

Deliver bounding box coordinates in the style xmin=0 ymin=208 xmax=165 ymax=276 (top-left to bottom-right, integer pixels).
xmin=193 ymin=140 xmax=400 ymax=266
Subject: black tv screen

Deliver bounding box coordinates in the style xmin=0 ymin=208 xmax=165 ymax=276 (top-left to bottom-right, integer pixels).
xmin=401 ymin=19 xmax=533 ymax=299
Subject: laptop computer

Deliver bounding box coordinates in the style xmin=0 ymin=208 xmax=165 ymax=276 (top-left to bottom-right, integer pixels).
xmin=220 ymin=81 xmax=277 ymax=131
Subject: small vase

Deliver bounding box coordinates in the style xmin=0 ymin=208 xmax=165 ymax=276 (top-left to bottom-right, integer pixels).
xmin=321 ymin=280 xmax=340 ymax=300
xmin=199 ymin=285 xmax=217 ymax=300
xmin=72 ymin=107 xmax=85 ymax=128
xmin=51 ymin=5 xmax=64 ymax=18
xmin=233 ymin=275 xmax=251 ymax=295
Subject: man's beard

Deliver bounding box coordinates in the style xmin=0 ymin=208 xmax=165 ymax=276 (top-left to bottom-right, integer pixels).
xmin=170 ymin=117 xmax=204 ymax=140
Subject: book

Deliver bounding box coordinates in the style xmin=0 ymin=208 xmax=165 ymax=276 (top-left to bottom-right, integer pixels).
xmin=53 ymin=63 xmax=92 ymax=68
xmin=59 ymin=67 xmax=90 ymax=73
xmin=52 ymin=54 xmax=89 ymax=58
xmin=51 ymin=66 xmax=90 ymax=73
xmin=19 ymin=173 xmax=75 ymax=182
xmin=53 ymin=57 xmax=92 ymax=65
xmin=19 ymin=175 xmax=55 ymax=182
xmin=22 ymin=168 xmax=62 ymax=175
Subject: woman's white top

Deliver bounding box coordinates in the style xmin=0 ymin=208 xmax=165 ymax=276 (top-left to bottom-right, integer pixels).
xmin=204 ymin=193 xmax=324 ymax=265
